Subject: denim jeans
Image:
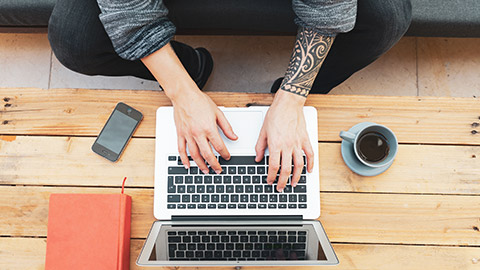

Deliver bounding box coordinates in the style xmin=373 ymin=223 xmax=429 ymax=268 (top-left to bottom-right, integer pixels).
xmin=48 ymin=0 xmax=412 ymax=94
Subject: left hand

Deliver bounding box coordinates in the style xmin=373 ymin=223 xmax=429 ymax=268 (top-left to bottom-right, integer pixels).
xmin=255 ymin=90 xmax=314 ymax=192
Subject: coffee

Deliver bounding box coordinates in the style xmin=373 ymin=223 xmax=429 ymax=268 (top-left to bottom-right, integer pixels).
xmin=356 ymin=132 xmax=390 ymax=163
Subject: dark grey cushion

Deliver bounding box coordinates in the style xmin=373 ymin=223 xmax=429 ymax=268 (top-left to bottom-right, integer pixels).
xmin=406 ymin=0 xmax=480 ymax=37
xmin=0 ymin=0 xmax=55 ymax=26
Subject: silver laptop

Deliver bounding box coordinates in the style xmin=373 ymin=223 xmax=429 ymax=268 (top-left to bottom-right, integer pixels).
xmin=137 ymin=106 xmax=338 ymax=266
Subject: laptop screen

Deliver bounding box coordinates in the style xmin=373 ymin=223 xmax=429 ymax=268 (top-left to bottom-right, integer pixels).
xmin=146 ymin=223 xmax=328 ymax=263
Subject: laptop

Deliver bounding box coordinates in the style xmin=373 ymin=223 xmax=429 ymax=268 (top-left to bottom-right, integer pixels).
xmin=137 ymin=106 xmax=338 ymax=266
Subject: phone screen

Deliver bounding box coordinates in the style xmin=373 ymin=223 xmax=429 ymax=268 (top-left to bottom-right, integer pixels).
xmin=96 ymin=110 xmax=138 ymax=154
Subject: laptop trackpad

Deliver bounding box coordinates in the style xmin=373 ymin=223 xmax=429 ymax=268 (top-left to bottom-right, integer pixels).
xmin=218 ymin=110 xmax=264 ymax=152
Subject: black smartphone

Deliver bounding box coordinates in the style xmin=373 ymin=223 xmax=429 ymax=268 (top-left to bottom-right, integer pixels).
xmin=91 ymin=102 xmax=143 ymax=162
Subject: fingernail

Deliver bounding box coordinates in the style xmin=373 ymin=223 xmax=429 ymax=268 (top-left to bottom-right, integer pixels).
xmin=184 ymin=164 xmax=189 ymax=169
xmin=292 ymin=183 xmax=297 ymax=187
xmin=202 ymin=169 xmax=209 ymax=174
xmin=278 ymin=188 xmax=284 ymax=193
xmin=215 ymin=170 xmax=222 ymax=175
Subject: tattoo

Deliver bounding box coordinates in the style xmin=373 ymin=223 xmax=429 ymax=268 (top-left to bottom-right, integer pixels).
xmin=280 ymin=27 xmax=334 ymax=97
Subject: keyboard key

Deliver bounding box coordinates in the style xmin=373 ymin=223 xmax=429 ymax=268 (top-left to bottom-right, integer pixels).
xmin=240 ymin=194 xmax=249 ymax=202
xmin=218 ymin=204 xmax=226 ymax=209
xmin=252 ymin=176 xmax=261 ymax=183
xmin=168 ymin=236 xmax=181 ymax=243
xmin=257 ymin=166 xmax=266 ymax=174
xmin=294 ymin=185 xmax=307 ymax=193
xmin=190 ymin=167 xmax=198 ymax=174
xmin=278 ymin=204 xmax=287 ymax=209
xmin=279 ymin=194 xmax=287 ymax=202
xmin=214 ymin=176 xmax=222 ymax=184
xmin=245 ymin=185 xmax=254 ymax=193
xmin=197 ymin=185 xmax=205 ymax=193
xmin=260 ymin=194 xmax=268 ymax=202
xmin=228 ymin=204 xmax=236 ymax=209
xmin=216 ymin=185 xmax=225 ymax=193
xmin=248 ymin=204 xmax=257 ymax=209
xmin=223 ymin=175 xmax=232 ymax=184
xmin=289 ymin=194 xmax=297 ymax=202
xmin=262 ymin=176 xmax=268 ymax=183
xmin=243 ymin=176 xmax=251 ymax=183
xmin=279 ymin=236 xmax=287 ymax=243
xmin=284 ymin=186 xmax=292 ymax=193
xmin=238 ymin=166 xmax=246 ymax=174
xmin=255 ymin=185 xmax=263 ymax=193
xmin=167 ymin=204 xmax=176 ymax=209
xmin=268 ymin=204 xmax=277 ymax=209
xmin=193 ymin=236 xmax=201 ymax=242
xmin=288 ymin=204 xmax=297 ymax=209
xmin=233 ymin=176 xmax=241 ymax=184
xmin=185 ymin=176 xmax=193 ymax=184
xmin=177 ymin=185 xmax=186 ymax=193
xmin=168 ymin=195 xmax=180 ymax=202
xmin=231 ymin=194 xmax=239 ymax=202
xmin=168 ymin=156 xmax=176 ymax=161
xmin=269 ymin=194 xmax=278 ymax=202
xmin=235 ymin=185 xmax=244 ymax=193
xmin=299 ymin=204 xmax=307 ymax=208
xmin=178 ymin=204 xmax=186 ymax=209
xmin=211 ymin=194 xmax=219 ymax=202
xmin=201 ymin=195 xmax=209 ymax=202
xmin=228 ymin=167 xmax=236 ymax=174
xmin=299 ymin=176 xmax=306 ymax=183
xmin=182 ymin=195 xmax=190 ymax=202
xmin=187 ymin=204 xmax=196 ymax=209
xmin=247 ymin=167 xmax=256 ymax=174
xmin=204 ymin=176 xmax=212 ymax=184
xmin=168 ymin=185 xmax=176 ymax=193
xmin=194 ymin=176 xmax=202 ymax=184
xmin=238 ymin=204 xmax=246 ymax=209
xmin=258 ymin=203 xmax=267 ymax=209
xmin=219 ymin=156 xmax=257 ymax=165
xmin=168 ymin=167 xmax=188 ymax=174
xmin=264 ymin=185 xmax=273 ymax=193
xmin=207 ymin=185 xmax=215 ymax=193
xmin=192 ymin=195 xmax=200 ymax=202
xmin=250 ymin=194 xmax=258 ymax=202
xmin=293 ymin=243 xmax=306 ymax=250
xmin=298 ymin=236 xmax=307 ymax=242
xmin=198 ymin=204 xmax=206 ymax=209
xmin=175 ymin=176 xmax=183 ymax=184
xmin=187 ymin=185 xmax=195 ymax=193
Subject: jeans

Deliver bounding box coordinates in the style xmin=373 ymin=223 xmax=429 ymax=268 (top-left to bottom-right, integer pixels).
xmin=48 ymin=0 xmax=412 ymax=94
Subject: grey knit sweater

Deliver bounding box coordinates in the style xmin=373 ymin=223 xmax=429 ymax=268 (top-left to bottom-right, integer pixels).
xmin=97 ymin=0 xmax=357 ymax=60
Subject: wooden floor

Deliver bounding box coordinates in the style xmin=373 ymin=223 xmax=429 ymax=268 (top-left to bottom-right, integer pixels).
xmin=1 ymin=88 xmax=479 ymax=269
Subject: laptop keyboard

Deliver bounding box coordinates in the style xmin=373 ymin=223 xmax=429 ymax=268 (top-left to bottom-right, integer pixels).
xmin=166 ymin=155 xmax=308 ymax=210
xmin=167 ymin=229 xmax=308 ymax=261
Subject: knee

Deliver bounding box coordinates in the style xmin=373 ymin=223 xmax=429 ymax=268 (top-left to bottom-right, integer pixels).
xmin=48 ymin=9 xmax=104 ymax=75
xmin=365 ymin=0 xmax=413 ymax=39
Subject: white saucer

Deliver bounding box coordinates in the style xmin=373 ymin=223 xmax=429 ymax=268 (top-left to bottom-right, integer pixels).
xmin=340 ymin=122 xmax=392 ymax=177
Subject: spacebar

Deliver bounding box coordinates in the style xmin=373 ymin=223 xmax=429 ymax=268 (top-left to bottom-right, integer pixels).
xmin=219 ymin=156 xmax=258 ymax=165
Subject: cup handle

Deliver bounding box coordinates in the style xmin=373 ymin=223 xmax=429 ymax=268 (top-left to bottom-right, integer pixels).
xmin=339 ymin=131 xmax=356 ymax=143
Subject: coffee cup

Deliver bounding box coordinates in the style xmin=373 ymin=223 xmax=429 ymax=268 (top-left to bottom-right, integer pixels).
xmin=339 ymin=123 xmax=398 ymax=168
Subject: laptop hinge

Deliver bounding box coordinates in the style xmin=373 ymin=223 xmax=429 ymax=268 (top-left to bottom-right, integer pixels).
xmin=171 ymin=215 xmax=302 ymax=221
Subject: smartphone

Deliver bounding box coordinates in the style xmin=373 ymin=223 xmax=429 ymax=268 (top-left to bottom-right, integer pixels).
xmin=92 ymin=102 xmax=143 ymax=162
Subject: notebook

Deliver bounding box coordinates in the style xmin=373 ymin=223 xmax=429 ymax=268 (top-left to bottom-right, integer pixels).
xmin=45 ymin=192 xmax=131 ymax=269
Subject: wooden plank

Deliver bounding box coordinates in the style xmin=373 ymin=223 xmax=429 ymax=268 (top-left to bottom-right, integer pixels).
xmin=1 ymin=186 xmax=479 ymax=246
xmin=1 ymin=88 xmax=479 ymax=144
xmin=2 ymin=136 xmax=479 ymax=194
xmin=2 ymin=238 xmax=480 ymax=270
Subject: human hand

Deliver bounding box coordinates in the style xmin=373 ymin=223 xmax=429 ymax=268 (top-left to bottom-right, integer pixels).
xmin=172 ymin=88 xmax=238 ymax=174
xmin=254 ymin=90 xmax=314 ymax=192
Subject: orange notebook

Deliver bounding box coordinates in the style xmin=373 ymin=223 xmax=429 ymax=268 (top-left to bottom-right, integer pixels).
xmin=45 ymin=190 xmax=132 ymax=270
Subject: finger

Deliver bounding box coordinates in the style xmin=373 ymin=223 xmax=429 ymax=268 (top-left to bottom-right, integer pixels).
xmin=216 ymin=110 xmax=238 ymax=141
xmin=290 ymin=149 xmax=304 ymax=187
xmin=177 ymin=136 xmax=190 ymax=169
xmin=255 ymin=129 xmax=267 ymax=162
xmin=186 ymin=137 xmax=209 ymax=174
xmin=303 ymin=140 xmax=315 ymax=173
xmin=267 ymin=150 xmax=280 ymax=184
xmin=277 ymin=151 xmax=292 ymax=192
xmin=209 ymin=132 xmax=231 ymax=161
xmin=196 ymin=138 xmax=222 ymax=173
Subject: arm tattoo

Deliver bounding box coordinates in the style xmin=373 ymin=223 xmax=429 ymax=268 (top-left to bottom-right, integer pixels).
xmin=280 ymin=27 xmax=334 ymax=97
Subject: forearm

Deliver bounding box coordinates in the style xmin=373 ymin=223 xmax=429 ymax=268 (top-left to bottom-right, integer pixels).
xmin=141 ymin=43 xmax=199 ymax=102
xmin=279 ymin=27 xmax=335 ymax=98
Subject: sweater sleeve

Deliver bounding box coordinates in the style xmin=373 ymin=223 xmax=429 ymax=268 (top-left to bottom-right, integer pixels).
xmin=292 ymin=0 xmax=357 ymax=36
xmin=97 ymin=0 xmax=175 ymax=60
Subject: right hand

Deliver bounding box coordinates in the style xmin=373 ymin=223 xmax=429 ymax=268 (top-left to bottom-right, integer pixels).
xmin=172 ymin=88 xmax=238 ymax=174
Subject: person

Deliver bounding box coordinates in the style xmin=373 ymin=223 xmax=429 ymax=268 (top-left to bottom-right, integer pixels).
xmin=48 ymin=0 xmax=412 ymax=192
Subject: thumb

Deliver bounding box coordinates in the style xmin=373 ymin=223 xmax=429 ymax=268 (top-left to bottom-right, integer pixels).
xmin=216 ymin=110 xmax=238 ymax=141
xmin=255 ymin=128 xmax=267 ymax=162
